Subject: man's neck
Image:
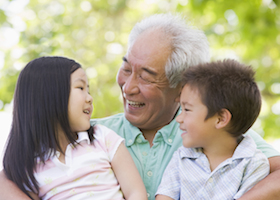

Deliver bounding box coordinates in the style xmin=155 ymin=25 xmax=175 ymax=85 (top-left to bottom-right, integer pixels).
xmin=138 ymin=107 xmax=180 ymax=147
xmin=140 ymin=128 xmax=160 ymax=147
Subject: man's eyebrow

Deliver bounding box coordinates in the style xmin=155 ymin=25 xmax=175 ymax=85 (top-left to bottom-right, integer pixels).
xmin=122 ymin=56 xmax=128 ymax=63
xmin=123 ymin=56 xmax=157 ymax=76
xmin=142 ymin=67 xmax=157 ymax=76
xmin=122 ymin=56 xmax=132 ymax=67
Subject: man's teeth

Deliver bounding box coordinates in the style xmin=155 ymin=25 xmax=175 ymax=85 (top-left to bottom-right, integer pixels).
xmin=83 ymin=110 xmax=90 ymax=114
xmin=126 ymin=100 xmax=145 ymax=107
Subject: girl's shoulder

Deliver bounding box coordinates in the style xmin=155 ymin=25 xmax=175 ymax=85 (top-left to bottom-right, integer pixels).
xmin=92 ymin=124 xmax=124 ymax=159
xmin=93 ymin=124 xmax=122 ymax=141
xmin=94 ymin=124 xmax=117 ymax=135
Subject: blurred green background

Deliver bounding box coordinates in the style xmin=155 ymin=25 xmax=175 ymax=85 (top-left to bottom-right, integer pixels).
xmin=0 ymin=0 xmax=280 ymax=140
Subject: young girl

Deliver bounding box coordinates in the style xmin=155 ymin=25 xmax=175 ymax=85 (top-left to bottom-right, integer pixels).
xmin=3 ymin=56 xmax=147 ymax=200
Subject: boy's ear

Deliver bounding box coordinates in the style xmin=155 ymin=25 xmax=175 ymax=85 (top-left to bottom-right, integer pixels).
xmin=215 ymin=109 xmax=231 ymax=129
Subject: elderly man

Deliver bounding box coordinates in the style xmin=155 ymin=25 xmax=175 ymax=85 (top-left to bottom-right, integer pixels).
xmin=1 ymin=13 xmax=280 ymax=200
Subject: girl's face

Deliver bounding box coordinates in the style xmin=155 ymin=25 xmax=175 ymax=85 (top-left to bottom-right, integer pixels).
xmin=68 ymin=68 xmax=93 ymax=132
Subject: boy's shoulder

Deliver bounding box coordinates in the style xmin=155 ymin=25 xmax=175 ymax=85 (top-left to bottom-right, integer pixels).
xmin=233 ymin=135 xmax=265 ymax=160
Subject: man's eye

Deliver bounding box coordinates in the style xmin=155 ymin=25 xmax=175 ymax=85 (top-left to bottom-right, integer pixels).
xmin=140 ymin=74 xmax=157 ymax=84
xmin=123 ymin=68 xmax=131 ymax=73
xmin=139 ymin=75 xmax=151 ymax=83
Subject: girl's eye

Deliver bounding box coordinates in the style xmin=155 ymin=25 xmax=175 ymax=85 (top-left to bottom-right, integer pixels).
xmin=78 ymin=87 xmax=84 ymax=90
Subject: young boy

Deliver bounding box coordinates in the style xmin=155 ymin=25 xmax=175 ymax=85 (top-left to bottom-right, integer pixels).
xmin=155 ymin=59 xmax=270 ymax=200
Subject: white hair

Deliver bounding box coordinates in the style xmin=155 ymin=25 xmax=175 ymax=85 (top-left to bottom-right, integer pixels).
xmin=128 ymin=13 xmax=210 ymax=88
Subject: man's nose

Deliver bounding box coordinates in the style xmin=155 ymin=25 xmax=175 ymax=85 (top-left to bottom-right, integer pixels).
xmin=122 ymin=73 xmax=140 ymax=95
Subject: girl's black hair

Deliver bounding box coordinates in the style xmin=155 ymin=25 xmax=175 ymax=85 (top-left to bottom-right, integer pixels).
xmin=3 ymin=56 xmax=94 ymax=198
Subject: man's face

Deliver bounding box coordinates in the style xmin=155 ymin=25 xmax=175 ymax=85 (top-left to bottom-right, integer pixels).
xmin=117 ymin=30 xmax=181 ymax=131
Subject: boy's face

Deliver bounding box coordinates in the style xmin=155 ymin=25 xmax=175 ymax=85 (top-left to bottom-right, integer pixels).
xmin=176 ymin=84 xmax=218 ymax=148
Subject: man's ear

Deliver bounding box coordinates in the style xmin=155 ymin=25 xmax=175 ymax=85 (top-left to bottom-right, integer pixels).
xmin=216 ymin=109 xmax=232 ymax=129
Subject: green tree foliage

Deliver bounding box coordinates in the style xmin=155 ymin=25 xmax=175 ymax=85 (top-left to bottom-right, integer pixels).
xmin=0 ymin=0 xmax=279 ymax=139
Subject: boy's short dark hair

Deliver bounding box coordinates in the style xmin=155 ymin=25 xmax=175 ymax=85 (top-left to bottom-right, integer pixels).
xmin=182 ymin=59 xmax=261 ymax=137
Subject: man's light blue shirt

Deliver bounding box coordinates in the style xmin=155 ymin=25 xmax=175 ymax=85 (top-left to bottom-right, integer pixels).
xmin=91 ymin=113 xmax=279 ymax=200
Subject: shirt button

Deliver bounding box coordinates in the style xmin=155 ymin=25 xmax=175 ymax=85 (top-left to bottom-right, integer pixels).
xmin=208 ymin=177 xmax=213 ymax=183
xmin=142 ymin=151 xmax=147 ymax=156
xmin=128 ymin=139 xmax=133 ymax=144
xmin=147 ymin=193 xmax=150 ymax=197
xmin=168 ymin=138 xmax=173 ymax=143
xmin=136 ymin=138 xmax=142 ymax=143
xmin=147 ymin=171 xmax=153 ymax=177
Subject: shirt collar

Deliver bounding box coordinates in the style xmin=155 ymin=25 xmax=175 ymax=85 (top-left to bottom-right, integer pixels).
xmin=123 ymin=108 xmax=182 ymax=147
xmin=232 ymin=135 xmax=256 ymax=159
xmin=179 ymin=135 xmax=256 ymax=160
xmin=123 ymin=118 xmax=142 ymax=147
xmin=154 ymin=118 xmax=180 ymax=146
xmin=40 ymin=132 xmax=90 ymax=162
xmin=180 ymin=147 xmax=203 ymax=159
xmin=76 ymin=131 xmax=91 ymax=145
xmin=155 ymin=108 xmax=182 ymax=145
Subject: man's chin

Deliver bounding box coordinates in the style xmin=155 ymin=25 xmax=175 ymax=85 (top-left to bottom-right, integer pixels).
xmin=124 ymin=112 xmax=143 ymax=126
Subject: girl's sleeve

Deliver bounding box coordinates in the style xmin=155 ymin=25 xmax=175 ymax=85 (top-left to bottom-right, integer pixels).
xmin=98 ymin=125 xmax=125 ymax=162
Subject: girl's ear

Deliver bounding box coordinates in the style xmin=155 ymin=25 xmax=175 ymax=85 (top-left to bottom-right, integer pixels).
xmin=215 ymin=109 xmax=231 ymax=129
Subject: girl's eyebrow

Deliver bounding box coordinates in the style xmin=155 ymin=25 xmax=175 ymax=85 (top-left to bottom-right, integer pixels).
xmin=74 ymin=78 xmax=86 ymax=83
xmin=74 ymin=78 xmax=89 ymax=88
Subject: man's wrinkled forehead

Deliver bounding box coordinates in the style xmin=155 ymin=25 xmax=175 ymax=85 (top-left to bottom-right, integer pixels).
xmin=129 ymin=31 xmax=170 ymax=63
